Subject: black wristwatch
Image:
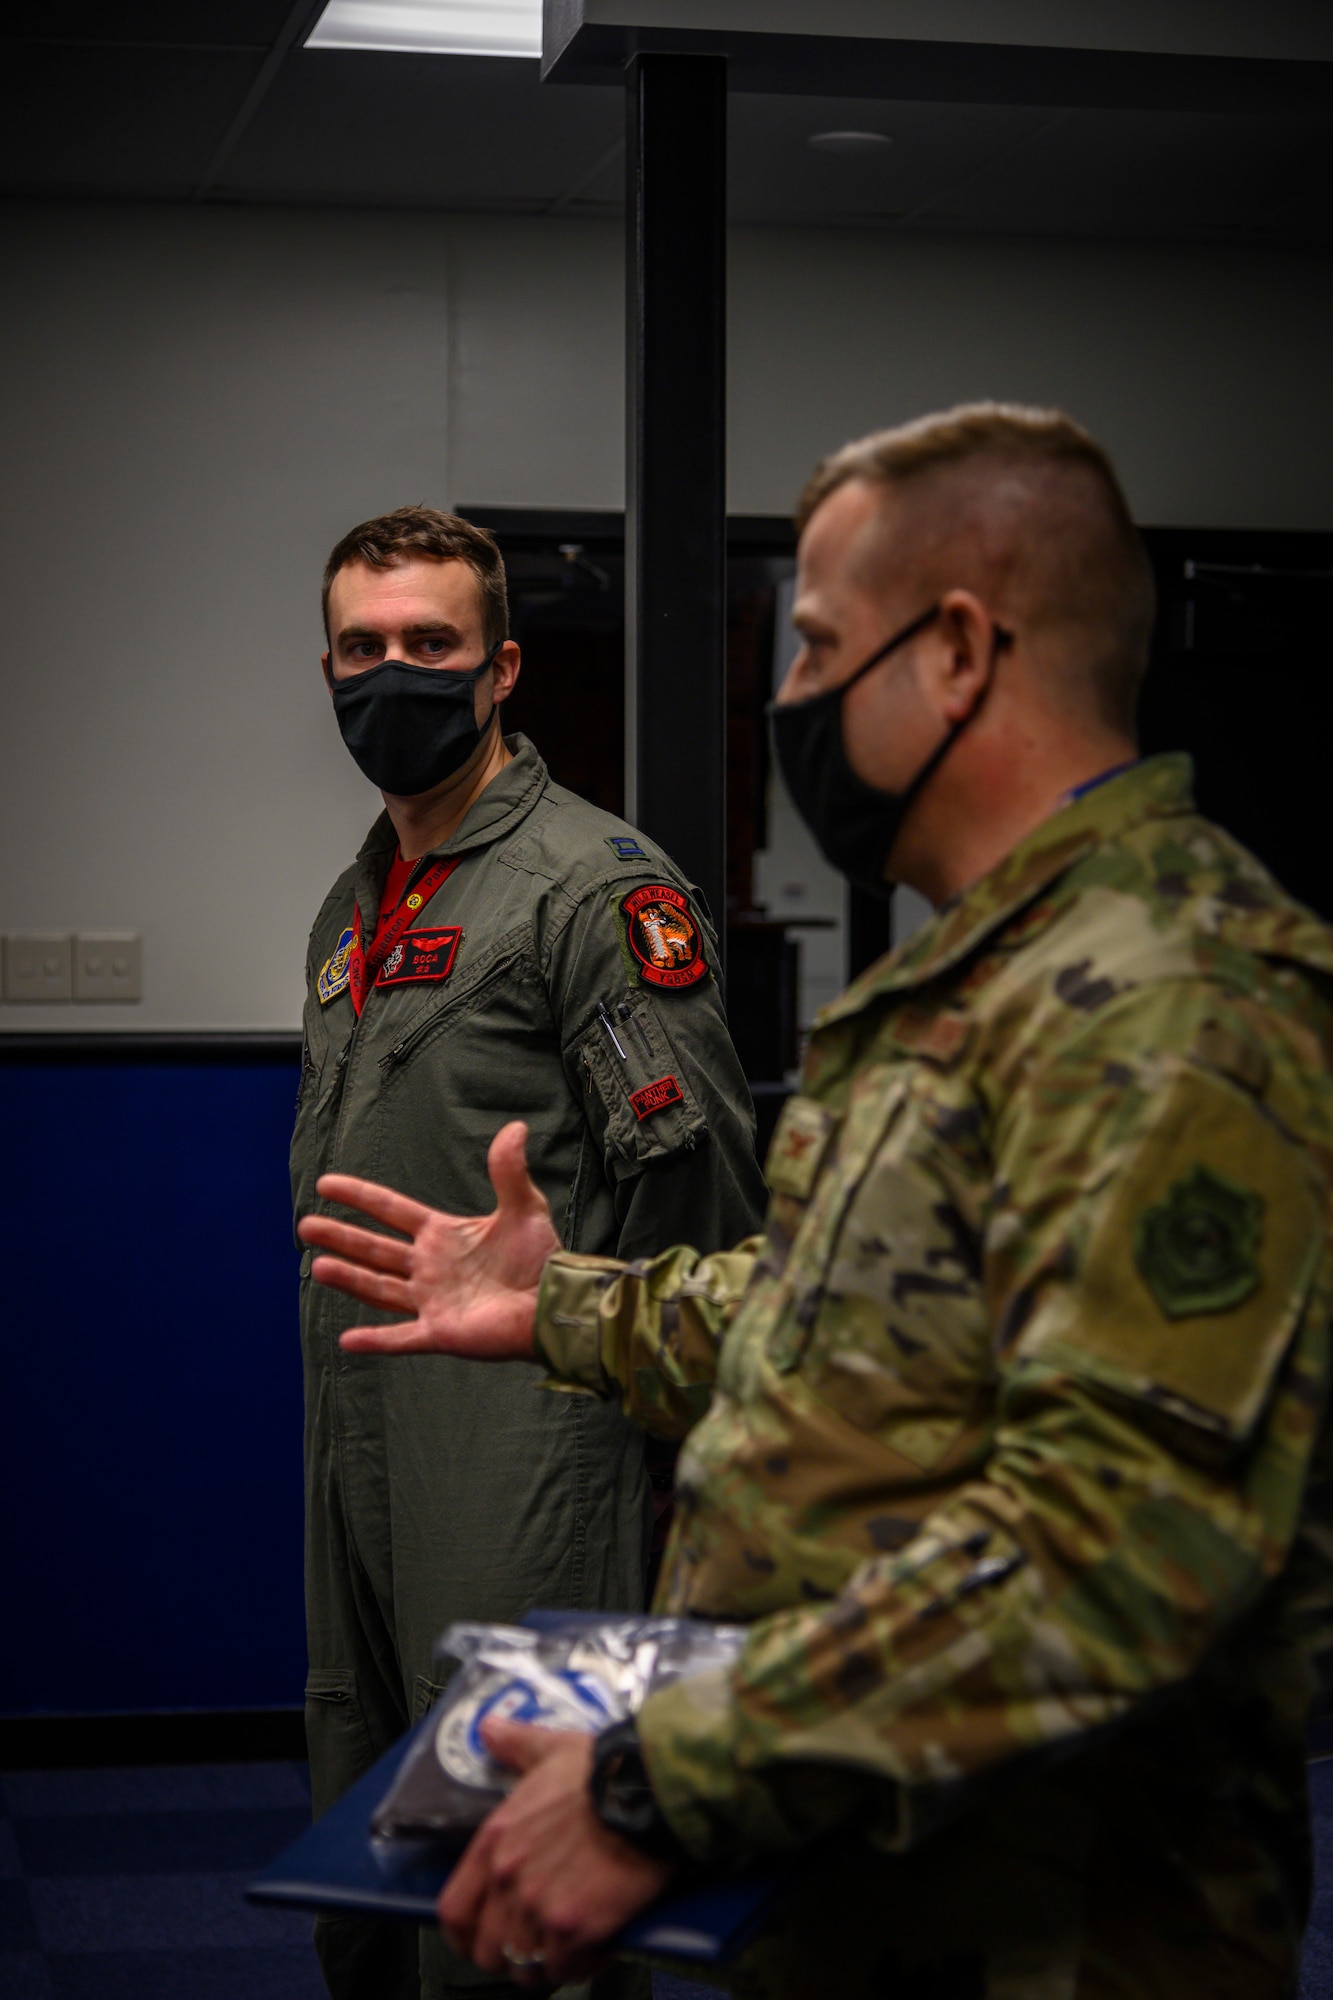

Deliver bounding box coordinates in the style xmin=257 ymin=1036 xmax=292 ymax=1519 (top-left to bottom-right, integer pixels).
xmin=589 ymin=1719 xmax=687 ymax=1863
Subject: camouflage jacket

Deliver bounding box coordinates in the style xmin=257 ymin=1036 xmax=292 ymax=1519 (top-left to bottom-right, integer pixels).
xmin=535 ymin=756 xmax=1333 ymax=1996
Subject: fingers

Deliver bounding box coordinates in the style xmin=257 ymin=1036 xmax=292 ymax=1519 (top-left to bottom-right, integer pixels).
xmin=487 ymin=1123 xmax=546 ymax=1218
xmin=338 ymin=1319 xmax=438 ymax=1354
xmin=472 ymin=1883 xmax=543 ymax=1981
xmin=309 ymin=1255 xmax=416 ymax=1314
xmin=440 ymin=1829 xmax=490 ymax=1950
xmin=298 ymin=1214 xmax=412 ymax=1275
xmin=314 ymin=1173 xmax=437 ymax=1237
xmin=478 ymin=1716 xmax=562 ymax=1775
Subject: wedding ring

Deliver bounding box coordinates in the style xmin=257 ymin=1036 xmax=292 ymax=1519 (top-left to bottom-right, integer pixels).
xmin=502 ymin=1943 xmax=546 ymax=1970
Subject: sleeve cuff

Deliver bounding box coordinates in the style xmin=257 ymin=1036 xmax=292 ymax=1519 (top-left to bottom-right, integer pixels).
xmin=635 ymin=1658 xmax=889 ymax=1870
xmin=532 ymin=1252 xmax=625 ymax=1394
xmin=634 ymin=1666 xmax=813 ymax=1870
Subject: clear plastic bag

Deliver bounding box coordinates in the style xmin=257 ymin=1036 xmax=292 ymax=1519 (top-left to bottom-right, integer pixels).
xmin=372 ymin=1615 xmax=746 ymax=1840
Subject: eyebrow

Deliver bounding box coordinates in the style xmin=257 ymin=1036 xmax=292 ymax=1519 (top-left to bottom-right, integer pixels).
xmin=336 ymin=620 xmax=462 ymax=644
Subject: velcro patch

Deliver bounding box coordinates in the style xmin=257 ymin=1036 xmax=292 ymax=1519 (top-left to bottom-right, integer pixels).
xmin=318 ymin=927 xmax=355 ymax=1006
xmin=621 ymin=884 xmax=707 ymax=991
xmin=629 ymin=1073 xmax=684 ymax=1121
xmin=1135 ymin=1165 xmax=1263 ymax=1319
xmin=765 ymin=1094 xmax=839 ymax=1200
xmin=374 ymin=927 xmax=462 ymax=989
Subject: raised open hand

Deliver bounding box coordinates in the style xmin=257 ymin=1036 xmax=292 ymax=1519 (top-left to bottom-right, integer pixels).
xmin=297 ymin=1121 xmax=560 ymax=1359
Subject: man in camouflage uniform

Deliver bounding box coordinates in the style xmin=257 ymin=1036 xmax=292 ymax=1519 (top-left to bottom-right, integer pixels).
xmin=299 ymin=411 xmax=1333 ymax=1997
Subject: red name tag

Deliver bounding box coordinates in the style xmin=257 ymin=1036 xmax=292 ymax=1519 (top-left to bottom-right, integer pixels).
xmin=629 ymin=1073 xmax=684 ymax=1121
xmin=374 ymin=927 xmax=462 ymax=989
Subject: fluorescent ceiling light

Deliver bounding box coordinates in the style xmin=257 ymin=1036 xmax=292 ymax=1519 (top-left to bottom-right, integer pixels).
xmin=808 ymin=131 xmax=894 ymax=156
xmin=306 ymin=0 xmax=542 ymax=57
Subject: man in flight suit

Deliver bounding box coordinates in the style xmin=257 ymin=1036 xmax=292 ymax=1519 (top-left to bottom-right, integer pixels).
xmin=299 ymin=416 xmax=1333 ymax=1997
xmin=294 ymin=506 xmax=765 ymax=2000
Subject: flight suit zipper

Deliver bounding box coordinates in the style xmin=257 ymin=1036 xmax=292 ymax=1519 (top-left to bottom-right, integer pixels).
xmin=377 ymin=949 xmax=522 ymax=1073
xmin=296 ymin=1039 xmax=317 ymax=1111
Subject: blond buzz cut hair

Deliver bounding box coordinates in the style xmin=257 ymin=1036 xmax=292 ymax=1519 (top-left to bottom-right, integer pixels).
xmin=798 ymin=403 xmax=1156 ymax=734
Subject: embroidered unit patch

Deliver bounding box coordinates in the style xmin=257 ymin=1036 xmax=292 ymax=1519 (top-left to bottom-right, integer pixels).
xmin=621 ymin=884 xmax=707 ymax=990
xmin=373 ymin=927 xmax=463 ymax=990
xmin=606 ymin=834 xmax=647 ymax=860
xmin=318 ymin=928 xmax=356 ymax=1006
xmin=629 ymin=1074 xmax=684 ymax=1121
xmin=1134 ymin=1164 xmax=1264 ymax=1318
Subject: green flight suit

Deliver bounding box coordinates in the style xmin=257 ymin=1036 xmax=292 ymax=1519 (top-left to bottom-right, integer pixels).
xmin=535 ymin=756 xmax=1333 ymax=1999
xmin=292 ymin=735 xmax=766 ymax=2000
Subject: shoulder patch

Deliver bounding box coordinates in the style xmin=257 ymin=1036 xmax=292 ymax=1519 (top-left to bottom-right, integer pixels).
xmin=317 ymin=927 xmax=355 ymax=1006
xmin=621 ymin=883 xmax=707 ymax=991
xmin=606 ymin=834 xmax=648 ymax=861
xmin=1134 ymin=1165 xmax=1263 ymax=1319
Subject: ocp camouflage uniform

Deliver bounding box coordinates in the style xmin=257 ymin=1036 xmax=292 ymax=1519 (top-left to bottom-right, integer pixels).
xmin=535 ymin=755 xmax=1333 ymax=1998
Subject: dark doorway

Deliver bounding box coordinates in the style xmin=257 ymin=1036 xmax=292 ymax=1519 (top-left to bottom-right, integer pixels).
xmin=1138 ymin=529 xmax=1333 ymax=920
xmin=468 ymin=509 xmax=627 ymax=819
xmin=467 ymin=508 xmax=801 ymax=1129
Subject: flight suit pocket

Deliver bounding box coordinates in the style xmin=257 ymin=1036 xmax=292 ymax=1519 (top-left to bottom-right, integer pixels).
xmin=290 ymin=1022 xmax=331 ymax=1230
xmin=573 ymin=999 xmax=707 ymax=1175
xmin=412 ymin=1673 xmax=450 ymax=1721
xmin=304 ymin=1668 xmax=374 ymax=1809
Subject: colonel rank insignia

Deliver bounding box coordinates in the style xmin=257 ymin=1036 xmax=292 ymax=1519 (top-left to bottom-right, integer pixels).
xmin=1134 ymin=1164 xmax=1264 ymax=1318
xmin=621 ymin=884 xmax=707 ymax=990
xmin=317 ymin=927 xmax=356 ymax=1006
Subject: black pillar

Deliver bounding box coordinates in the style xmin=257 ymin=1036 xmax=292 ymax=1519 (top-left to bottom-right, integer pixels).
xmin=847 ymin=886 xmax=893 ymax=980
xmin=625 ymin=54 xmax=728 ymax=940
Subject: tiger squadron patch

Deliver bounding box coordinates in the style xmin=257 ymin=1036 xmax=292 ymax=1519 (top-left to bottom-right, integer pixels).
xmin=621 ymin=884 xmax=707 ymax=991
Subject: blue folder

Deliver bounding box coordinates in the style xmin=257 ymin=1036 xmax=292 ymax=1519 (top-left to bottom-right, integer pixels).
xmin=247 ymin=1617 xmax=782 ymax=1966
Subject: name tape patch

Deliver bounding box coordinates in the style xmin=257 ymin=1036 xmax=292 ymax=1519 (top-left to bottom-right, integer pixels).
xmin=374 ymin=927 xmax=462 ymax=989
xmin=621 ymin=883 xmax=707 ymax=991
xmin=629 ymin=1073 xmax=684 ymax=1121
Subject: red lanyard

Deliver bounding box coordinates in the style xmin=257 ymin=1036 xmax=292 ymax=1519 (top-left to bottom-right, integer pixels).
xmin=348 ymin=858 xmax=460 ymax=1016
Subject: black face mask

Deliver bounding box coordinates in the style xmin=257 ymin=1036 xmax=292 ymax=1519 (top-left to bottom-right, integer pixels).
xmin=327 ymin=647 xmax=500 ymax=797
xmin=769 ymin=605 xmax=1006 ymax=897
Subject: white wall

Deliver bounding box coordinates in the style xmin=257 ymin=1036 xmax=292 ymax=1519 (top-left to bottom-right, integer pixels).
xmin=728 ymin=228 xmax=1333 ymax=529
xmin=0 ymin=198 xmax=1328 ymax=1030
xmin=0 ymin=202 xmax=624 ymax=1031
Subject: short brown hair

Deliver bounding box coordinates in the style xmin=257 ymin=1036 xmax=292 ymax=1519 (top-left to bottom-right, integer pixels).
xmin=798 ymin=403 xmax=1156 ymax=732
xmin=322 ymin=505 xmax=509 ymax=650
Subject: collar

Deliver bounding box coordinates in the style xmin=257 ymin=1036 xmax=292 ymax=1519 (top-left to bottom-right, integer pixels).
xmin=357 ymin=733 xmax=549 ymax=865
xmin=819 ymin=752 xmax=1196 ymax=1025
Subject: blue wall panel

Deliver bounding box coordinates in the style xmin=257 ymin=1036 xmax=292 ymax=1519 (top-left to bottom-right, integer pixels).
xmin=0 ymin=1055 xmax=305 ymax=1715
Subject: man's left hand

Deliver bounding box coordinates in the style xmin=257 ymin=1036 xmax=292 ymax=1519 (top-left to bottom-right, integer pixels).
xmin=440 ymin=1717 xmax=675 ymax=1987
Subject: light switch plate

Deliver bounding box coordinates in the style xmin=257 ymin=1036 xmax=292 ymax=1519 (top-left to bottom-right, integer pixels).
xmin=4 ymin=933 xmax=73 ymax=1002
xmin=73 ymin=932 xmax=142 ymax=1003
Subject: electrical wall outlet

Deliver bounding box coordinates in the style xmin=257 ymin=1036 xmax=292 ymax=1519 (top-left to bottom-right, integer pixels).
xmin=73 ymin=932 xmax=142 ymax=1003
xmin=4 ymin=933 xmax=73 ymax=1002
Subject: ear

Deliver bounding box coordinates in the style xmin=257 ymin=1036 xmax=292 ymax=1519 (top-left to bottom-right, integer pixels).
xmin=321 ymin=649 xmax=333 ymax=690
xmin=934 ymin=590 xmax=1000 ymax=723
xmin=492 ymin=639 xmax=521 ymax=704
